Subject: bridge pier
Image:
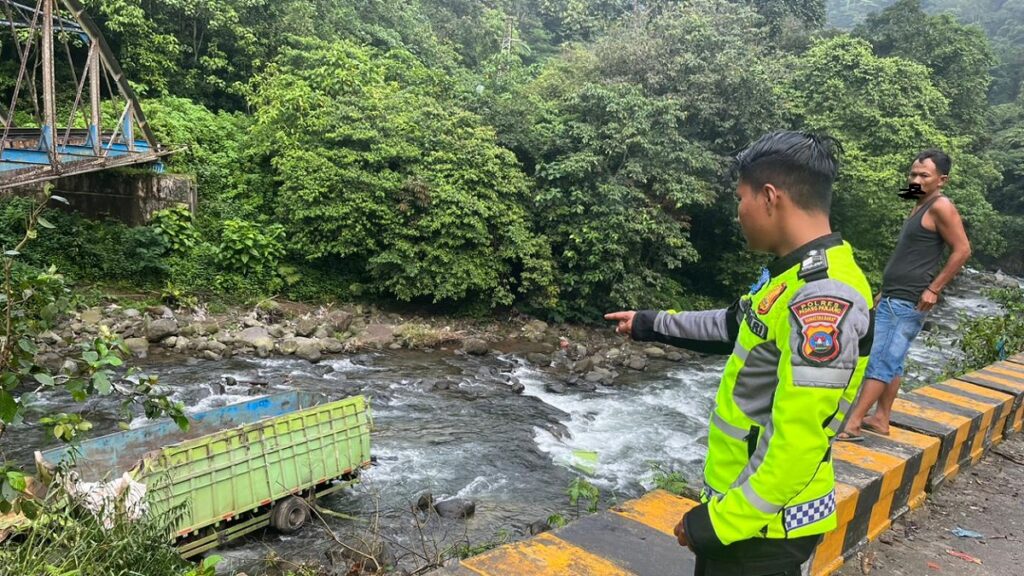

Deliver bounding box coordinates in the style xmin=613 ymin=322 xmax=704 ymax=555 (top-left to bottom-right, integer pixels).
xmin=7 ymin=169 xmax=195 ymax=226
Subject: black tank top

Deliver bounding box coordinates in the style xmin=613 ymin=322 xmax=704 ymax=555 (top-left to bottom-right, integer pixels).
xmin=881 ymin=195 xmax=946 ymax=303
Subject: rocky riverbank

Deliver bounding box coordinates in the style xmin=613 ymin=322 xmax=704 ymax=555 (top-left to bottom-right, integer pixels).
xmin=31 ymin=300 xmax=699 ymax=392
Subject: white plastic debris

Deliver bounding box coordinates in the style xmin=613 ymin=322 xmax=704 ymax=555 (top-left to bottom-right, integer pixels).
xmin=63 ymin=471 xmax=148 ymax=529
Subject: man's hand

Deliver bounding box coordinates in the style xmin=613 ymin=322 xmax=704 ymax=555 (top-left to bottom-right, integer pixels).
xmin=604 ymin=311 xmax=636 ymax=336
xmin=917 ymin=288 xmax=938 ymax=312
xmin=673 ymin=514 xmax=689 ymax=548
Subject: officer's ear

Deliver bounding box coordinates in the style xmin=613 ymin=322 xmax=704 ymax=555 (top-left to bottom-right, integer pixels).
xmin=762 ymin=183 xmax=780 ymax=215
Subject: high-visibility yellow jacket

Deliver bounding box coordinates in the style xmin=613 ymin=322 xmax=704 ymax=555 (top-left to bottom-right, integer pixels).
xmin=632 ymin=233 xmax=873 ymax=554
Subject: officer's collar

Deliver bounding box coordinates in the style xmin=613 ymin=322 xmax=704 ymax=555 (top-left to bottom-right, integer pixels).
xmin=767 ymin=232 xmax=844 ymax=277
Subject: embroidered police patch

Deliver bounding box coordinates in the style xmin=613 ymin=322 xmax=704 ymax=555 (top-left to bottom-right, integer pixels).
xmin=757 ymin=283 xmax=787 ymax=315
xmin=790 ymin=297 xmax=852 ymax=364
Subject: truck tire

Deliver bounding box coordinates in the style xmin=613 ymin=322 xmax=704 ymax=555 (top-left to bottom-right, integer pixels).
xmin=271 ymin=496 xmax=308 ymax=534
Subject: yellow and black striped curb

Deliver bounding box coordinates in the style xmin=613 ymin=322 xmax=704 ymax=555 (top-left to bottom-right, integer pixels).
xmin=443 ymin=360 xmax=1024 ymax=576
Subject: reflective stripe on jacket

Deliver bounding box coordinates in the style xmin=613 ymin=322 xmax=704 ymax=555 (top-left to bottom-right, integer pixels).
xmin=631 ymin=233 xmax=873 ymax=555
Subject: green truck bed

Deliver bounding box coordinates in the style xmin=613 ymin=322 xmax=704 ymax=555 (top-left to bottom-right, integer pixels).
xmin=41 ymin=391 xmax=372 ymax=557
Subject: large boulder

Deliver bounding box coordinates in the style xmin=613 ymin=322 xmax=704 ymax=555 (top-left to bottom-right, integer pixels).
xmin=123 ymin=338 xmax=150 ymax=359
xmin=146 ymin=318 xmax=179 ymax=342
xmin=294 ymin=337 xmax=322 ymax=362
xmin=434 ymin=498 xmax=476 ymax=519
xmin=322 ymin=337 xmax=345 ymax=354
xmin=235 ymin=327 xmax=274 ymax=356
xmin=357 ymin=324 xmax=395 ymax=348
xmin=461 ymin=338 xmax=489 ymax=356
xmin=295 ymin=316 xmax=319 ymax=337
xmin=327 ymin=310 xmax=354 ymax=333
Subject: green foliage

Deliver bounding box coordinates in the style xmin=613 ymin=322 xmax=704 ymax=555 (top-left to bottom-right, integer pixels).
xmin=0 ymin=484 xmax=200 ymax=576
xmin=855 ymin=0 xmax=996 ymax=138
xmin=150 ymin=204 xmax=200 ymax=254
xmin=943 ymin=287 xmax=1024 ymax=376
xmin=786 ymin=35 xmax=1003 ymax=281
xmin=567 ymin=475 xmax=600 ymax=515
xmin=455 ymin=529 xmax=512 ymax=559
xmin=546 ymin=513 xmax=568 ymax=528
xmin=0 ymin=190 xmax=187 ymax=515
xmin=249 ymin=38 xmax=557 ymax=310
xmin=216 ymin=219 xmax=284 ymax=276
xmin=649 ymin=463 xmax=689 ymax=496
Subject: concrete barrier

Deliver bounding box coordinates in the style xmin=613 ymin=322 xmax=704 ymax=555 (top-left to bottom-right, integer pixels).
xmin=443 ymin=359 xmax=1024 ymax=576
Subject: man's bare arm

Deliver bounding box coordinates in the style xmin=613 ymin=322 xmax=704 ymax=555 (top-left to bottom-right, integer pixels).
xmin=929 ymin=198 xmax=972 ymax=293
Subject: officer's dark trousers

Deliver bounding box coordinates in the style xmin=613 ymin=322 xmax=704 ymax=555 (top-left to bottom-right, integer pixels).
xmin=692 ymin=534 xmax=820 ymax=576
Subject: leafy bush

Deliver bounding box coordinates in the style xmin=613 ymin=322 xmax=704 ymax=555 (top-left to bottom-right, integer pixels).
xmin=944 ymin=287 xmax=1024 ymax=376
xmin=150 ymin=204 xmax=200 ymax=254
xmin=216 ymin=219 xmax=285 ymax=276
xmin=249 ymin=38 xmax=557 ymax=312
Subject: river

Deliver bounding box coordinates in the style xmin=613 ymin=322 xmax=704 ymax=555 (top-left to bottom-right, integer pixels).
xmin=4 ymin=269 xmax=1013 ymax=574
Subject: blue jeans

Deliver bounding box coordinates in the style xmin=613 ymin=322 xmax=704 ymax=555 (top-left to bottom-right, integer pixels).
xmin=864 ymin=296 xmax=927 ymax=383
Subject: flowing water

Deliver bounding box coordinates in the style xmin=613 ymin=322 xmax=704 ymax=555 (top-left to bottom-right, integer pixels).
xmin=2 ymin=270 xmax=1015 ymax=573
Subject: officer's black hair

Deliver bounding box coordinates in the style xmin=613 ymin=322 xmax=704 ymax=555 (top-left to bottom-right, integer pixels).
xmin=735 ymin=131 xmax=841 ymax=214
xmin=913 ymin=149 xmax=952 ymax=176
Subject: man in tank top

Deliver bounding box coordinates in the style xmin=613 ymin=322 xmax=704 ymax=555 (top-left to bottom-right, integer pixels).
xmin=839 ymin=149 xmax=972 ymax=441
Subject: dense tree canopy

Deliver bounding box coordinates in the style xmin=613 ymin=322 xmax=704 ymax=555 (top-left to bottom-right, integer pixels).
xmin=3 ymin=0 xmax=1021 ymax=317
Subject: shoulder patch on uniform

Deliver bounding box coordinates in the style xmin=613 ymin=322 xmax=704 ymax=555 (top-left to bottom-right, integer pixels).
xmin=757 ymin=283 xmax=787 ymax=315
xmin=790 ymin=296 xmax=852 ymax=364
xmin=798 ymin=250 xmax=829 ymax=281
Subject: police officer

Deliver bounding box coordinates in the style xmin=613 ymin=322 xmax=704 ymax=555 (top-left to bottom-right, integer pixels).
xmin=606 ymin=131 xmax=873 ymax=576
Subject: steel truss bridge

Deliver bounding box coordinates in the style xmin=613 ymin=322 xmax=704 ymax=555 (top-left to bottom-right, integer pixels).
xmin=1 ymin=0 xmax=168 ymax=190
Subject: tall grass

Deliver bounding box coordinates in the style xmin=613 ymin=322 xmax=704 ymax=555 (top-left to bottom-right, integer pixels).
xmin=0 ymin=482 xmax=210 ymax=576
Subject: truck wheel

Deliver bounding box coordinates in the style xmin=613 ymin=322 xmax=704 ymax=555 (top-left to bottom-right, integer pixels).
xmin=271 ymin=496 xmax=308 ymax=534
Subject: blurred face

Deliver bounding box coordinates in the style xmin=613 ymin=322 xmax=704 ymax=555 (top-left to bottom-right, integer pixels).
xmin=908 ymin=159 xmax=948 ymax=195
xmin=736 ymin=180 xmax=773 ymax=252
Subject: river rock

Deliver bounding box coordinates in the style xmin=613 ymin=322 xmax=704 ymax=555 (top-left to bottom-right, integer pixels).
xmin=313 ymin=325 xmax=330 ymax=339
xmin=574 ymin=380 xmax=597 ymax=393
xmin=122 ymin=308 xmax=140 ymax=319
xmin=216 ymin=331 xmax=234 ymax=345
xmin=994 ymin=270 xmax=1021 ymax=288
xmin=61 ymin=358 xmax=78 ymax=376
xmin=295 ymin=337 xmax=322 ymax=362
xmin=526 ymin=352 xmax=550 ymax=366
xmin=174 ymin=336 xmax=190 ymax=353
xmin=146 ymin=318 xmax=179 ymax=342
xmin=462 ymin=338 xmax=489 ymax=355
xmin=80 ymin=308 xmax=103 ymax=325
xmin=146 ymin=305 xmax=174 ymax=318
xmin=194 ymin=320 xmax=220 ymax=336
xmin=278 ymin=337 xmax=300 ymax=355
xmin=38 ymin=330 xmax=64 ymax=346
xmin=644 ymin=346 xmax=666 ymax=359
xmin=235 ymin=327 xmax=274 ymax=356
xmin=528 ymin=520 xmax=552 ymax=535
xmin=358 ymin=324 xmax=395 ymax=348
xmin=510 ymin=380 xmax=525 ymax=394
xmin=573 ymin=357 xmax=595 ymax=374
xmin=626 ymin=355 xmax=648 ymax=371
xmin=434 ymin=498 xmax=476 ymax=519
xmin=545 ymin=381 xmax=567 ymax=394
xmin=201 ymin=350 xmax=221 ymax=361
xmin=295 ymin=316 xmax=319 ymax=337
xmin=666 ymin=351 xmax=684 ymax=362
xmin=522 ymin=319 xmax=549 ymax=342
xmin=34 ymin=352 xmax=64 ymax=373
xmin=568 ymin=343 xmax=588 ymax=361
xmin=416 ymin=492 xmax=434 ymax=512
xmin=206 ymin=340 xmax=227 ymax=355
xmin=242 ymin=315 xmax=263 ymax=328
xmin=322 ymin=337 xmax=344 ymax=354
xmin=162 ymin=336 xmax=178 ymax=348
xmin=328 ymin=310 xmax=354 ymax=333
xmin=585 ymin=367 xmax=615 ymax=385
